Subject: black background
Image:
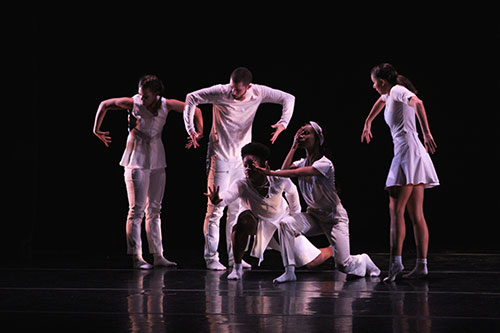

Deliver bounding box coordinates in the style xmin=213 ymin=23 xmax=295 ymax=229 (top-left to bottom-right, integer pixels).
xmin=9 ymin=8 xmax=499 ymax=265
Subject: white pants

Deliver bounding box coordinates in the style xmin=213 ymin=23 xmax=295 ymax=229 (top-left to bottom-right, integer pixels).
xmin=124 ymin=167 xmax=165 ymax=255
xmin=279 ymin=204 xmax=366 ymax=276
xmin=204 ymin=156 xmax=244 ymax=264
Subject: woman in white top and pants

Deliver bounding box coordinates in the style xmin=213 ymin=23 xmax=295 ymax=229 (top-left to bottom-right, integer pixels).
xmin=93 ymin=75 xmax=203 ymax=269
xmin=256 ymin=122 xmax=381 ymax=283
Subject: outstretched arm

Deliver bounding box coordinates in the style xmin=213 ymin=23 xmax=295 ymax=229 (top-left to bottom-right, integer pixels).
xmin=167 ymin=99 xmax=203 ymax=149
xmin=361 ymin=96 xmax=386 ymax=144
xmin=255 ymin=162 xmax=320 ymax=178
xmin=93 ymin=97 xmax=133 ymax=147
xmin=409 ymin=96 xmax=437 ymax=154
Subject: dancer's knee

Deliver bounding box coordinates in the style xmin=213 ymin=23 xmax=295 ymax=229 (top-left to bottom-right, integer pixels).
xmin=234 ymin=210 xmax=258 ymax=235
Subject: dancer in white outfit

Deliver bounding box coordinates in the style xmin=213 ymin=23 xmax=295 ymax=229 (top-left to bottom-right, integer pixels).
xmin=205 ymin=142 xmax=332 ymax=280
xmin=361 ymin=63 xmax=439 ymax=281
xmin=255 ymin=122 xmax=380 ymax=283
xmin=184 ymin=67 xmax=295 ymax=270
xmin=93 ymin=75 xmax=203 ymax=269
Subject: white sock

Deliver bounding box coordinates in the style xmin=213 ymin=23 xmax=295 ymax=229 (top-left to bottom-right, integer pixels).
xmin=227 ymin=263 xmax=243 ymax=280
xmin=132 ymin=255 xmax=152 ymax=270
xmin=403 ymin=258 xmax=428 ymax=279
xmin=383 ymin=256 xmax=404 ymax=282
xmin=362 ymin=254 xmax=381 ymax=277
xmin=273 ymin=265 xmax=296 ymax=284
xmin=206 ymin=260 xmax=226 ymax=271
xmin=153 ymin=254 xmax=177 ymax=267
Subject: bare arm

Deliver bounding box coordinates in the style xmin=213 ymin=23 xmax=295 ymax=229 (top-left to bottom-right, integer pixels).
xmin=93 ymin=97 xmax=133 ymax=147
xmin=167 ymin=99 xmax=204 ymax=149
xmin=361 ymin=96 xmax=386 ymax=144
xmin=258 ymin=85 xmax=296 ymax=144
xmin=409 ymin=96 xmax=437 ymax=154
xmin=281 ymin=126 xmax=305 ymax=170
xmin=256 ymin=163 xmax=321 ymax=178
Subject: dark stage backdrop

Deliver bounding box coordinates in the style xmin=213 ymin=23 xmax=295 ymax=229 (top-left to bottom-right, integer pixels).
xmin=10 ymin=11 xmax=498 ymax=264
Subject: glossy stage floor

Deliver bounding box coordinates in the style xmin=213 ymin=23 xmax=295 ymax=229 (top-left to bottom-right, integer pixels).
xmin=1 ymin=251 xmax=499 ymax=332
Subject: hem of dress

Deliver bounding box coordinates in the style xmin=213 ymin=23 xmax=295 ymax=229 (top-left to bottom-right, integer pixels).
xmin=384 ymin=182 xmax=440 ymax=190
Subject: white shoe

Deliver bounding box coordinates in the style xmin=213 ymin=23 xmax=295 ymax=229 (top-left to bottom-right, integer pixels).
xmin=154 ymin=256 xmax=177 ymax=267
xmin=206 ymin=260 xmax=226 ymax=271
xmin=362 ymin=254 xmax=381 ymax=277
xmin=383 ymin=262 xmax=404 ymax=282
xmin=132 ymin=257 xmax=153 ymax=270
xmin=227 ymin=264 xmax=243 ymax=280
xmin=228 ymin=259 xmax=252 ymax=269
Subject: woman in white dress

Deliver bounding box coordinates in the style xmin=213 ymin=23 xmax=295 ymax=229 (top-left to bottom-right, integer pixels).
xmin=93 ymin=75 xmax=203 ymax=269
xmin=361 ymin=63 xmax=439 ymax=281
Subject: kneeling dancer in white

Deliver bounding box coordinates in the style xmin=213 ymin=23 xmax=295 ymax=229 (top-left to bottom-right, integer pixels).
xmin=205 ymin=142 xmax=332 ymax=280
xmin=255 ymin=122 xmax=380 ymax=283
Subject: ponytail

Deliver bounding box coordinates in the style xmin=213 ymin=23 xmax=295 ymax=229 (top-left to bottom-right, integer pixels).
xmin=397 ymin=74 xmax=418 ymax=94
xmin=371 ymin=63 xmax=418 ymax=94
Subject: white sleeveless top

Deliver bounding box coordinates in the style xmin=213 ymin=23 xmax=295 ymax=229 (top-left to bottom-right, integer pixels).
xmin=119 ymin=94 xmax=169 ymax=169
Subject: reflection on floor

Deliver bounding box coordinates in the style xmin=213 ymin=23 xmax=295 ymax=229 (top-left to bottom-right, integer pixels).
xmin=1 ymin=252 xmax=499 ymax=331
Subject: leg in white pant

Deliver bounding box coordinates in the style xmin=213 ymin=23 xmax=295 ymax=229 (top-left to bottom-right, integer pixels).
xmin=278 ymin=206 xmax=379 ymax=279
xmin=203 ymin=156 xmax=243 ymax=270
xmin=125 ymin=167 xmax=150 ymax=256
xmin=144 ymin=168 xmax=165 ymax=255
xmin=125 ymin=168 xmax=174 ymax=268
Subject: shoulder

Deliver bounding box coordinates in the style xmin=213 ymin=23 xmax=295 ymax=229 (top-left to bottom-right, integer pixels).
xmin=312 ymin=156 xmax=334 ymax=176
xmin=390 ymin=85 xmax=416 ymax=103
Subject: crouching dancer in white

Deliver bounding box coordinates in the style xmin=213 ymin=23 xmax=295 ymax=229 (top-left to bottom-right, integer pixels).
xmin=93 ymin=75 xmax=203 ymax=269
xmin=255 ymin=122 xmax=380 ymax=283
xmin=204 ymin=143 xmax=333 ymax=280
xmin=184 ymin=67 xmax=295 ymax=270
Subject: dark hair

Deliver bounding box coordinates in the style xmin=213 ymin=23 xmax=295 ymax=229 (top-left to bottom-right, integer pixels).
xmin=230 ymin=67 xmax=253 ymax=86
xmin=371 ymin=63 xmax=418 ymax=94
xmin=241 ymin=142 xmax=271 ymax=162
xmin=138 ymin=74 xmax=165 ymax=96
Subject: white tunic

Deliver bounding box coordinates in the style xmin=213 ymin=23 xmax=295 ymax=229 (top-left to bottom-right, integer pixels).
xmin=382 ymin=85 xmax=439 ymax=189
xmin=294 ymin=156 xmax=341 ymax=214
xmin=183 ymin=83 xmax=295 ymax=162
xmin=120 ymin=94 xmax=169 ymax=169
xmin=218 ymin=175 xmax=301 ymax=265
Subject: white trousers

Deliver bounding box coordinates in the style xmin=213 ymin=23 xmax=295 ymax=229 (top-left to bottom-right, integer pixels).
xmin=204 ymin=156 xmax=244 ymax=264
xmin=279 ymin=204 xmax=366 ymax=276
xmin=124 ymin=167 xmax=165 ymax=255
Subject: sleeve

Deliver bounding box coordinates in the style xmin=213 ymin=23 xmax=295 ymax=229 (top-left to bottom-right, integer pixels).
xmin=292 ymin=158 xmax=305 ymax=169
xmin=255 ymin=84 xmax=295 ymax=129
xmin=380 ymin=94 xmax=388 ymax=102
xmin=219 ymin=179 xmax=242 ymax=207
xmin=282 ymin=178 xmax=301 ymax=215
xmin=312 ymin=158 xmax=333 ymax=177
xmin=183 ymin=84 xmax=226 ymax=134
xmin=392 ymin=85 xmax=416 ymax=105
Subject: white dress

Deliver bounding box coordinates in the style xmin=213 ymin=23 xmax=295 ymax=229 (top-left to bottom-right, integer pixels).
xmin=382 ymin=85 xmax=439 ymax=189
